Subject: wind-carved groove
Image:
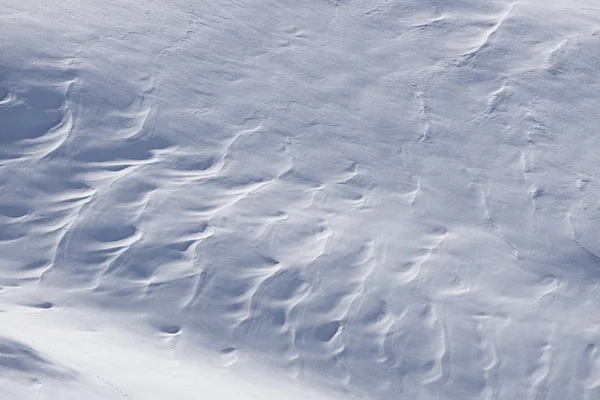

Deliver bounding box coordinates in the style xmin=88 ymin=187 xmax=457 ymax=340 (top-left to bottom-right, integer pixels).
xmin=416 ymin=90 xmax=432 ymax=142
xmin=458 ymin=2 xmax=520 ymax=67
xmin=477 ymin=183 xmax=520 ymax=259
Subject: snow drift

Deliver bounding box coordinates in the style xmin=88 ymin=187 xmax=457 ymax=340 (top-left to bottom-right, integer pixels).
xmin=2 ymin=0 xmax=600 ymax=399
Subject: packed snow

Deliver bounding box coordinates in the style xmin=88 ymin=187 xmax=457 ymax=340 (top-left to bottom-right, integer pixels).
xmin=2 ymin=0 xmax=600 ymax=399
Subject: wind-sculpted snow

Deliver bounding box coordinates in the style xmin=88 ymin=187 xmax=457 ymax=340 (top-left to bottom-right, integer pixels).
xmin=2 ymin=0 xmax=600 ymax=399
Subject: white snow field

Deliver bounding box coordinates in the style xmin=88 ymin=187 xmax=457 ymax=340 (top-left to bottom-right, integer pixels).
xmin=2 ymin=0 xmax=600 ymax=398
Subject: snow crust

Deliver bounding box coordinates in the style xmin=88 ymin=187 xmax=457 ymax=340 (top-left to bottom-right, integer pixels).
xmin=2 ymin=0 xmax=600 ymax=398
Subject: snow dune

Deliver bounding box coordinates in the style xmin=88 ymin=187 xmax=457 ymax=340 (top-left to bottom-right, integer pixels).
xmin=2 ymin=0 xmax=600 ymax=398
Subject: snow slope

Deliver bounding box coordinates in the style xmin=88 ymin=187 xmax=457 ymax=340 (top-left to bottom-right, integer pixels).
xmin=2 ymin=0 xmax=600 ymax=398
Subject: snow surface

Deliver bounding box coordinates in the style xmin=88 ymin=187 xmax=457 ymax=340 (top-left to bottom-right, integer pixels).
xmin=2 ymin=0 xmax=600 ymax=399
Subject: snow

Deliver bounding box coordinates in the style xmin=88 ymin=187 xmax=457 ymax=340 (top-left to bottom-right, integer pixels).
xmin=2 ymin=0 xmax=600 ymax=398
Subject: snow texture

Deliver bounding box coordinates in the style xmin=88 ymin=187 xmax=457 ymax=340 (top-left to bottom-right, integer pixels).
xmin=2 ymin=0 xmax=600 ymax=399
